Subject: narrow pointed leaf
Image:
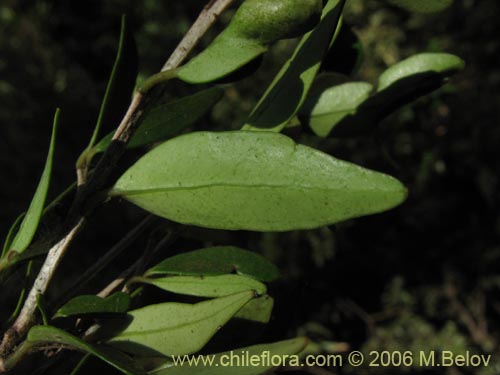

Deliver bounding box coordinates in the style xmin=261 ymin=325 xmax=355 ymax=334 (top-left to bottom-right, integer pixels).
xmin=1 ymin=182 xmax=77 ymax=268
xmin=111 ymin=131 xmax=407 ymax=231
xmin=301 ymin=81 xmax=373 ymax=137
xmin=134 ymin=274 xmax=266 ymax=297
xmin=2 ymin=212 xmax=25 ymax=258
xmin=9 ymin=109 xmax=60 ymax=255
xmin=108 ymin=291 xmax=254 ymax=356
xmin=54 ymin=292 xmax=131 ymax=318
xmin=234 ymin=295 xmax=274 ymax=323
xmin=94 ymin=88 xmax=223 ymax=153
xmin=146 ymin=246 xmax=280 ymax=282
xmin=386 ymin=0 xmax=453 ymax=13
xmin=27 ymin=325 xmax=146 ymax=375
xmin=242 ymin=0 xmax=345 ymax=132
xmin=150 ymin=337 xmax=308 ymax=375
xmin=88 ymin=15 xmax=138 ymax=149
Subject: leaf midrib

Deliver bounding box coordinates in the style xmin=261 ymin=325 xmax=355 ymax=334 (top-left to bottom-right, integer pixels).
xmin=116 ymin=295 xmax=250 ymax=338
xmin=112 ymin=182 xmax=374 ymax=197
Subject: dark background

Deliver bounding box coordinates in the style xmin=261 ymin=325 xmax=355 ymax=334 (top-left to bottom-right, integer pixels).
xmin=0 ymin=0 xmax=499 ymax=374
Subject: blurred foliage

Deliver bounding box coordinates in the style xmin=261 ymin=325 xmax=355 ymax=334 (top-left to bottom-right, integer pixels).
xmin=0 ymin=0 xmax=499 ymax=374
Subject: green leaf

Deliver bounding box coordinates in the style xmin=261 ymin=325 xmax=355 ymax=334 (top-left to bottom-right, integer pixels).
xmin=108 ymin=290 xmax=254 ymax=356
xmin=325 ymin=53 xmax=465 ymax=137
xmin=27 ymin=325 xmax=147 ymax=375
xmin=178 ymin=0 xmax=322 ymax=84
xmin=385 ymin=0 xmax=453 ymax=13
xmin=300 ymin=80 xmax=373 ymax=137
xmin=111 ymin=131 xmax=407 ymax=231
xmin=150 ymin=337 xmax=308 ymax=375
xmin=54 ymin=292 xmax=131 ymax=318
xmin=242 ymin=0 xmax=345 ymax=132
xmin=8 ymin=109 xmax=60 ymax=255
xmin=87 ymin=15 xmax=138 ymax=150
xmin=134 ymin=274 xmax=266 ymax=298
xmin=178 ymin=37 xmax=267 ymax=84
xmin=2 ymin=212 xmax=25 ymax=258
xmin=146 ymin=246 xmax=280 ymax=282
xmin=94 ymin=88 xmax=223 ymax=153
xmin=1 ymin=182 xmax=77 ymax=269
xmin=377 ymin=52 xmax=465 ymax=92
xmin=234 ymin=295 xmax=274 ymax=323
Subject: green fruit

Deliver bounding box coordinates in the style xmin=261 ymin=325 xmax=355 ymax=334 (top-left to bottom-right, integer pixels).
xmin=230 ymin=0 xmax=323 ymax=44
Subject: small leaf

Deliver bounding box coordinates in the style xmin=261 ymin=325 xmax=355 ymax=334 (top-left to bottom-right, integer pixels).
xmin=242 ymin=0 xmax=345 ymax=132
xmin=385 ymin=0 xmax=453 ymax=13
xmin=27 ymin=325 xmax=146 ymax=375
xmin=146 ymin=246 xmax=279 ymax=282
xmin=326 ymin=53 xmax=465 ymax=137
xmin=108 ymin=290 xmax=254 ymax=356
xmin=150 ymin=337 xmax=308 ymax=375
xmin=8 ymin=109 xmax=60 ymax=255
xmin=54 ymin=292 xmax=131 ymax=318
xmin=134 ymin=274 xmax=266 ymax=297
xmin=300 ymin=80 xmax=373 ymax=137
xmin=178 ymin=37 xmax=267 ymax=84
xmin=94 ymin=88 xmax=223 ymax=153
xmin=234 ymin=295 xmax=274 ymax=323
xmin=178 ymin=0 xmax=322 ymax=84
xmin=1 ymin=182 xmax=77 ymax=268
xmin=377 ymin=52 xmax=465 ymax=91
xmin=2 ymin=212 xmax=25 ymax=258
xmin=111 ymin=131 xmax=407 ymax=231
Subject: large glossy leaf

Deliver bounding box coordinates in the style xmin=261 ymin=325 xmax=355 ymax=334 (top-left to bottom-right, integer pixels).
xmin=386 ymin=0 xmax=453 ymax=13
xmin=243 ymin=0 xmax=345 ymax=132
xmin=8 ymin=109 xmax=60 ymax=255
xmin=134 ymin=274 xmax=266 ymax=297
xmin=108 ymin=291 xmax=254 ymax=356
xmin=300 ymin=81 xmax=373 ymax=137
xmin=111 ymin=131 xmax=407 ymax=231
xmin=326 ymin=52 xmax=465 ymax=137
xmin=150 ymin=337 xmax=308 ymax=375
xmin=27 ymin=325 xmax=146 ymax=375
xmin=54 ymin=292 xmax=131 ymax=318
xmin=178 ymin=0 xmax=322 ymax=84
xmin=94 ymin=88 xmax=223 ymax=153
xmin=87 ymin=15 xmax=138 ymax=150
xmin=234 ymin=294 xmax=274 ymax=323
xmin=146 ymin=246 xmax=280 ymax=282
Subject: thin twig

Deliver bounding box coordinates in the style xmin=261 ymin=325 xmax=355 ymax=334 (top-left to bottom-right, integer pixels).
xmin=55 ymin=215 xmax=156 ymax=306
xmin=82 ymin=233 xmax=176 ymax=342
xmin=98 ymin=231 xmax=175 ymax=298
xmin=162 ymin=0 xmax=235 ymax=71
xmin=0 ymin=219 xmax=84 ymax=356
